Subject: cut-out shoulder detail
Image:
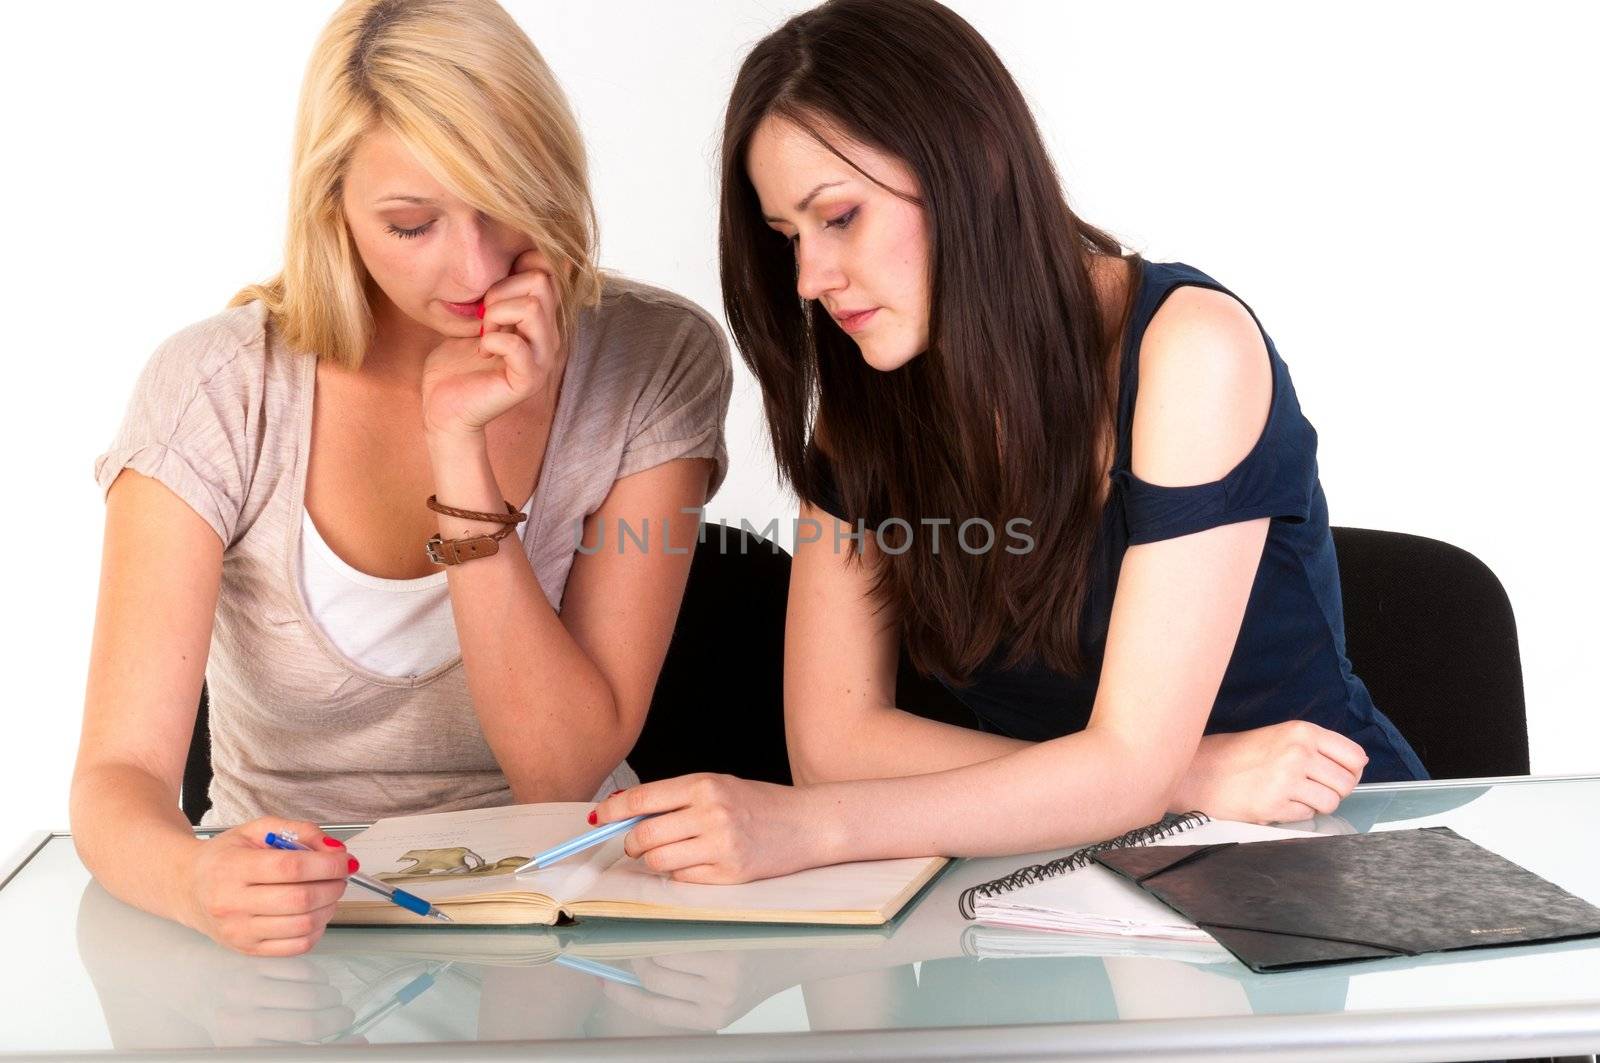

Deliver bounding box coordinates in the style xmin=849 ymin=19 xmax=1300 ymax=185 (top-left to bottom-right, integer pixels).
xmin=1129 ymin=285 xmax=1273 ymax=489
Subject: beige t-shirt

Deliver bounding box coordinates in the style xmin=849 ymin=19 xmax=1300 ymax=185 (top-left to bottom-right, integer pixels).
xmin=95 ymin=276 xmax=732 ymax=827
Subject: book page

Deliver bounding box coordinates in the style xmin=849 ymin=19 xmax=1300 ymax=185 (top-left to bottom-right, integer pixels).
xmin=341 ymin=803 xmax=615 ymax=905
xmin=576 ymin=853 xmax=945 ymax=920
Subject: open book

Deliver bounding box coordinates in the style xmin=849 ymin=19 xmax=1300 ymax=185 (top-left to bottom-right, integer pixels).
xmin=337 ymin=803 xmax=946 ymax=927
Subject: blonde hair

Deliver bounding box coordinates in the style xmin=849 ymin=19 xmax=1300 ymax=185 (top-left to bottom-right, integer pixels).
xmin=231 ymin=0 xmax=601 ymax=368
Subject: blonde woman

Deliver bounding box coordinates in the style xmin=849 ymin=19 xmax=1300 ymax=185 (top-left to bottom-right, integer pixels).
xmin=72 ymin=0 xmax=730 ymax=956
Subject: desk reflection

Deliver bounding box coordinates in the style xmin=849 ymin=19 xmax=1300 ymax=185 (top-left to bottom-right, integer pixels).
xmin=76 ymin=818 xmax=1433 ymax=1047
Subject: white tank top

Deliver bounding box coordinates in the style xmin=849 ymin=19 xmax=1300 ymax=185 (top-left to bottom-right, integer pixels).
xmin=297 ymin=497 xmax=535 ymax=678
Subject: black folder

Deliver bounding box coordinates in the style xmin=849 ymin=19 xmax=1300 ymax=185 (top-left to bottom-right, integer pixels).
xmin=1092 ymin=827 xmax=1600 ymax=972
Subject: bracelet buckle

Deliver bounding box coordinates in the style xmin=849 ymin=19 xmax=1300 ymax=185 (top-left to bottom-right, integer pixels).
xmin=425 ymin=531 xmax=506 ymax=566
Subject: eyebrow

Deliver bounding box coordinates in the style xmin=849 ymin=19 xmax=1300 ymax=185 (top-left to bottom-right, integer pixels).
xmin=376 ymin=195 xmax=438 ymax=206
xmin=763 ymin=181 xmax=845 ymax=223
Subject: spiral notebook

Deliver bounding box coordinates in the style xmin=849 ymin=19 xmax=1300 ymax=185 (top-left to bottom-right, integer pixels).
xmin=959 ymin=813 xmax=1317 ymax=941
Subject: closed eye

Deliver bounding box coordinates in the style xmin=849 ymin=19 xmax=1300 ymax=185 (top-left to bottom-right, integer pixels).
xmin=822 ymin=207 xmax=858 ymax=231
xmin=386 ymin=221 xmax=434 ymax=240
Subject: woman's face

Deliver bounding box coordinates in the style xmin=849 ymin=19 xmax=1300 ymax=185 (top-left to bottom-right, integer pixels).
xmin=746 ymin=116 xmax=931 ymax=372
xmin=341 ymin=126 xmax=531 ymax=340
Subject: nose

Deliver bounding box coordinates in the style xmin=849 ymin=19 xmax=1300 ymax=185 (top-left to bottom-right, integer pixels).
xmin=447 ymin=214 xmax=510 ymax=298
xmin=794 ymin=238 xmax=845 ymax=303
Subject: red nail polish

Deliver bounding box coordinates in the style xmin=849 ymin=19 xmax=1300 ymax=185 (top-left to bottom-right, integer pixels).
xmin=475 ymin=301 xmax=486 ymax=319
xmin=348 ymin=857 xmax=360 ymax=874
xmin=587 ymin=810 xmax=598 ymax=826
xmin=324 ymin=837 xmax=345 ymax=849
xmin=477 ymin=324 xmax=484 ymax=338
xmin=610 ymin=789 xmax=626 ymax=797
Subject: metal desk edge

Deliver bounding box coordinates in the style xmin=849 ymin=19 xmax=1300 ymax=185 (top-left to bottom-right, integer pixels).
xmin=0 ymin=831 xmax=51 ymax=893
xmin=6 ymin=997 xmax=1598 ymax=1062
xmin=1356 ymin=771 xmax=1600 ymax=791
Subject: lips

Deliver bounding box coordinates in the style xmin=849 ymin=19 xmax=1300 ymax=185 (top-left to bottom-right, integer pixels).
xmin=832 ymin=307 xmax=879 ymax=334
xmin=442 ymin=298 xmax=483 ymax=319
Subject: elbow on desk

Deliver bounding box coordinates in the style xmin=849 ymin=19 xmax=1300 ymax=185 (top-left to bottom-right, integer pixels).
xmin=783 ymin=720 xmax=862 ymax=789
xmin=785 ymin=745 xmax=833 ymax=789
xmin=1074 ymin=726 xmax=1190 ymax=833
xmin=504 ymin=699 xmax=640 ymax=804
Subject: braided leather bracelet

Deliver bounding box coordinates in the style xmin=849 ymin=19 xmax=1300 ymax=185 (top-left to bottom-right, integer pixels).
xmin=424 ymin=497 xmax=525 ymax=566
xmin=425 ymin=495 xmax=526 ymax=524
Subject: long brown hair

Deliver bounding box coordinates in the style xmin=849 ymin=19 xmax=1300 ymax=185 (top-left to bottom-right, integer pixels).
xmin=720 ymin=0 xmax=1136 ymax=683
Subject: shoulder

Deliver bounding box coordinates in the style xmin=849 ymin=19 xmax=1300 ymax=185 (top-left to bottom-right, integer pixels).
xmin=587 ymin=274 xmax=731 ymax=374
xmin=1130 ymin=284 xmax=1273 ymax=487
xmin=140 ymin=300 xmax=273 ymax=397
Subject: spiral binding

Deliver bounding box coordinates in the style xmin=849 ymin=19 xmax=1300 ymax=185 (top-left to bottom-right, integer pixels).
xmin=957 ymin=811 xmax=1211 ymax=919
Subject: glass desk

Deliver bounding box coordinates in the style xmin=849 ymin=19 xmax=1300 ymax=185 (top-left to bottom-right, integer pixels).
xmin=5 ymin=776 xmax=1600 ymax=1061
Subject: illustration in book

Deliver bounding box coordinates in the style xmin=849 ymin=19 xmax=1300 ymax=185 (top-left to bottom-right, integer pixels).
xmin=373 ymin=846 xmax=531 ymax=885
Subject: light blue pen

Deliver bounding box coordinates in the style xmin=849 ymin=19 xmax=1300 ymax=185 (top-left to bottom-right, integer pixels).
xmin=264 ymin=830 xmax=453 ymax=922
xmin=512 ymin=813 xmax=660 ymax=874
xmin=555 ymin=953 xmax=644 ymax=989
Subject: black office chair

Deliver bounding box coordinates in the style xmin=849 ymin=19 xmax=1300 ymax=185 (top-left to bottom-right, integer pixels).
xmin=182 ymin=686 xmax=212 ymax=825
xmin=626 ymin=525 xmax=793 ymax=785
xmin=1331 ymin=526 xmax=1528 ymax=779
xmin=623 ymin=525 xmax=976 ymax=777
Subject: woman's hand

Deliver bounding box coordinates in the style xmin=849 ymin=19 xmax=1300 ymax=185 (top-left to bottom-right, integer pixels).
xmin=178 ymin=817 xmax=355 ymax=957
xmin=597 ymin=950 xmax=781 ymax=1032
xmin=1171 ymin=720 xmax=1368 ymax=823
xmin=590 ymin=775 xmax=836 ymax=884
xmin=421 ymin=249 xmax=564 ymax=438
xmin=197 ymin=954 xmax=366 ymax=1048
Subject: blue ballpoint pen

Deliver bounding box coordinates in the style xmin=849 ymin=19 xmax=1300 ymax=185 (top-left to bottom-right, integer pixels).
xmin=329 ymin=961 xmax=455 ymax=1041
xmin=512 ymin=813 xmax=660 ymax=875
xmin=264 ymin=831 xmax=454 ymax=922
xmin=265 ymin=961 xmax=457 ymax=1046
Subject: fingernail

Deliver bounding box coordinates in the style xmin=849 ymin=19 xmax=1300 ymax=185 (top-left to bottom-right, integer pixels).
xmin=348 ymin=857 xmax=360 ymax=874
xmin=478 ymin=324 xmax=484 ymax=338
xmin=587 ymin=810 xmax=598 ymax=826
xmin=610 ymin=789 xmax=626 ymax=797
xmin=323 ymin=837 xmax=344 ymax=849
xmin=475 ymin=301 xmax=485 ymax=319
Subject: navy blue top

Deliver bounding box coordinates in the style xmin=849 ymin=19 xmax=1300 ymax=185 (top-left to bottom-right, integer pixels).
xmin=808 ymin=261 xmax=1427 ymax=782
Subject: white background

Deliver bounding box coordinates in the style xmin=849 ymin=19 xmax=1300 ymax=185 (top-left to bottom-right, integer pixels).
xmin=1 ymin=1 xmax=1595 ymax=861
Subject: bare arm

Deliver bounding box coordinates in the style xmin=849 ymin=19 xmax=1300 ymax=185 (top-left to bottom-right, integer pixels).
xmin=783 ymin=502 xmax=1027 ymax=786
xmin=72 ymin=471 xmax=222 ymax=920
xmin=420 ymin=252 xmax=719 ymax=802
xmin=72 ymin=473 xmax=351 ymax=953
xmin=801 ymin=513 xmax=1271 ymax=859
xmin=428 ymin=435 xmax=710 ymax=802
